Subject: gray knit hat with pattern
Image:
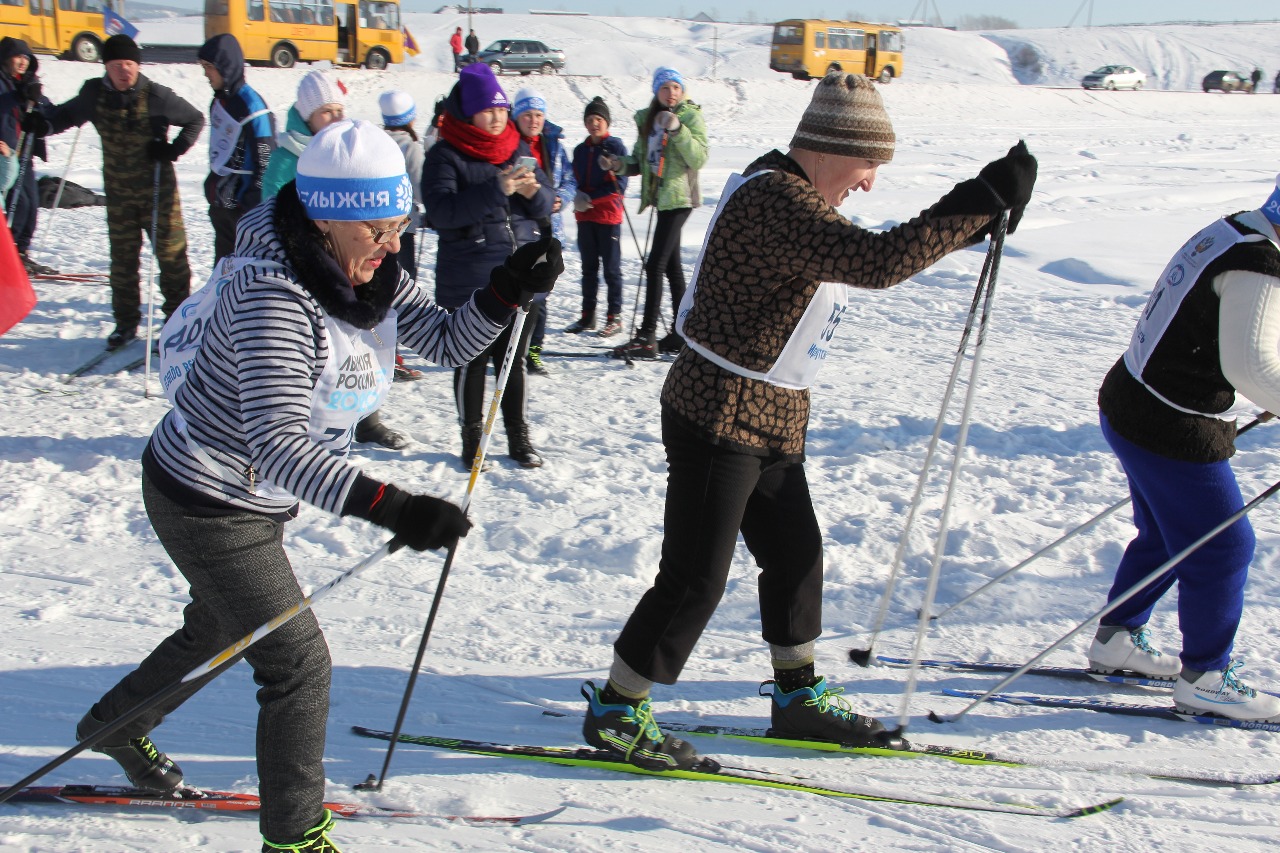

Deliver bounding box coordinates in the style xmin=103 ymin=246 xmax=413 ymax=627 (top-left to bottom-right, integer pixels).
xmin=790 ymin=72 xmax=895 ymax=163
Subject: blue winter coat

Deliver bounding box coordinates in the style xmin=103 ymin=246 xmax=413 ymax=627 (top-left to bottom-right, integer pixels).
xmin=422 ymin=136 xmax=554 ymax=309
xmin=529 ymin=121 xmax=576 ymax=242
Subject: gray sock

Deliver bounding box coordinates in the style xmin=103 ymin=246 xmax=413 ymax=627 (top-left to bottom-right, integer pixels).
xmin=1094 ymin=625 xmax=1129 ymax=643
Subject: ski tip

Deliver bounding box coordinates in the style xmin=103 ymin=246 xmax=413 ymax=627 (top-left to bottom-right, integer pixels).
xmin=1063 ymin=796 xmax=1125 ymax=818
xmin=513 ymin=804 xmax=568 ymax=825
xmin=927 ymin=710 xmax=959 ymax=725
xmin=352 ymin=773 xmax=381 ymax=792
xmin=847 ymin=648 xmax=873 ymax=667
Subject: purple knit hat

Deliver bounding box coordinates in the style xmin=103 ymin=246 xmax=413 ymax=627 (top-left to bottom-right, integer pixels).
xmin=458 ymin=63 xmax=510 ymax=117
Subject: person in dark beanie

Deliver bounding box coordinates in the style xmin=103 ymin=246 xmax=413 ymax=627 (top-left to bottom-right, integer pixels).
xmin=567 ymin=95 xmax=628 ymax=338
xmin=579 ymin=72 xmax=1037 ymax=771
xmin=600 ymin=66 xmax=708 ymax=359
xmin=0 ymin=37 xmax=54 ymax=274
xmin=198 ymin=33 xmax=275 ymax=262
xmin=39 ymin=34 xmax=205 ymax=349
xmin=422 ymin=63 xmax=554 ymax=470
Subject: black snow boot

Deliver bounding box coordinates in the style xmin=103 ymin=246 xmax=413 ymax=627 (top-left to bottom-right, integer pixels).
xmin=507 ymin=422 xmax=543 ymax=468
xmin=610 ymin=330 xmax=657 ymax=360
xmin=657 ymin=330 xmax=685 ymax=354
xmin=354 ymin=412 xmax=410 ymax=449
xmin=76 ymin=709 xmax=185 ymax=793
xmin=106 ymin=326 xmax=137 ymax=351
xmin=460 ymin=422 xmax=491 ymax=471
xmin=565 ymin=311 xmax=596 ymax=333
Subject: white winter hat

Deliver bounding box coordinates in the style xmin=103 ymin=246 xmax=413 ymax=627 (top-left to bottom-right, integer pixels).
xmin=295 ymin=70 xmax=347 ymax=123
xmin=296 ymin=120 xmax=413 ymax=221
xmin=511 ymin=87 xmax=547 ymax=119
xmin=379 ymin=90 xmax=417 ymax=127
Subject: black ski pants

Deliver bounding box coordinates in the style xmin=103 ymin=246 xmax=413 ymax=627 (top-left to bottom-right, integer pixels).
xmin=614 ymin=409 xmax=825 ymax=683
xmin=639 ymin=207 xmax=690 ymax=335
xmin=6 ymin=162 xmax=37 ymax=252
xmin=91 ymin=473 xmax=331 ymax=844
xmin=453 ymin=312 xmax=534 ymax=431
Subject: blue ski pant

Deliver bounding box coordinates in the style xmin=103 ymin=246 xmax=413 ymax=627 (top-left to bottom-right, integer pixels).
xmin=1100 ymin=414 xmax=1254 ymax=671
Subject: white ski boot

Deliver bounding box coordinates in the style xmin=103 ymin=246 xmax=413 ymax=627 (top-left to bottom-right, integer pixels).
xmin=1087 ymin=626 xmax=1181 ymax=679
xmin=1173 ymin=663 xmax=1280 ymax=722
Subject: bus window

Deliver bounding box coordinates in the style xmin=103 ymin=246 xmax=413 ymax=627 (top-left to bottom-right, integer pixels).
xmin=246 ymin=0 xmax=263 ymax=20
xmin=773 ymin=24 xmax=802 ymax=44
xmin=358 ymin=0 xmax=397 ymax=29
xmin=880 ymin=30 xmax=903 ymax=52
xmin=814 ymin=31 xmax=824 ymax=49
xmin=1 ymin=0 xmax=24 ymax=6
xmin=29 ymin=0 xmax=51 ymax=16
xmin=205 ymin=0 xmax=229 ymax=14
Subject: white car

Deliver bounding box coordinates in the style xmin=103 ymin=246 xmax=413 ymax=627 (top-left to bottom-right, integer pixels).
xmin=1081 ymin=65 xmax=1146 ymax=90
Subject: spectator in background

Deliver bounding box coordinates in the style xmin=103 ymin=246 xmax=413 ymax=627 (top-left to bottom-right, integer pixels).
xmin=0 ymin=37 xmax=54 ymax=275
xmin=1249 ymin=68 xmax=1262 ymax=93
xmin=422 ymin=63 xmax=554 ymax=470
xmin=567 ymin=95 xmax=628 ymax=339
xmin=449 ymin=26 xmax=464 ymax=71
xmin=511 ymin=86 xmax=575 ymax=375
xmin=39 ymin=34 xmax=205 ymax=350
xmin=379 ymin=89 xmax=429 ymax=385
xmin=198 ymin=34 xmax=275 ymax=262
xmin=465 ymin=28 xmax=479 ymax=61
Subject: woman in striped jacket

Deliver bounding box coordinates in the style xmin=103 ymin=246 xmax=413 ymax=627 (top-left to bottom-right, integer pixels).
xmin=74 ymin=121 xmax=562 ymax=852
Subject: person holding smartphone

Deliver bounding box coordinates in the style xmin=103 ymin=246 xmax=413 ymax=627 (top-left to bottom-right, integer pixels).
xmin=422 ymin=63 xmax=554 ymax=469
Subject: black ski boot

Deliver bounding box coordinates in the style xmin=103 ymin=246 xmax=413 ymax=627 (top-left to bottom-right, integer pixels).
xmin=657 ymin=330 xmax=685 ymax=354
xmin=564 ymin=311 xmax=596 ymax=333
xmin=610 ymin=330 xmax=657 ymax=360
xmin=507 ymin=422 xmax=543 ymax=468
xmin=460 ymin=422 xmax=491 ymax=472
xmin=262 ymin=808 xmax=342 ymax=852
xmin=76 ymin=709 xmax=185 ymax=793
xmin=354 ymin=412 xmax=410 ymax=449
xmin=581 ymin=681 xmax=705 ymax=771
xmin=764 ymin=677 xmax=906 ymax=749
xmin=106 ymin=326 xmax=137 ymax=351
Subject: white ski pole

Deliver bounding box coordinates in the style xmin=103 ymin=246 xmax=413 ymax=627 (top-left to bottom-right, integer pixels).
xmin=894 ymin=211 xmax=1009 ymax=733
xmin=143 ymin=161 xmax=161 ymax=397
xmin=930 ymin=477 xmax=1280 ymax=724
xmin=34 ymin=125 xmax=81 ymax=253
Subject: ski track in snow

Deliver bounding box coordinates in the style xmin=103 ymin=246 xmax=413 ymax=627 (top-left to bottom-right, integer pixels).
xmin=2 ymin=13 xmax=1280 ymax=852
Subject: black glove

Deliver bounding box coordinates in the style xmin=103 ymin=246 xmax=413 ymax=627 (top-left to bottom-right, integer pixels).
xmin=19 ymin=79 xmax=42 ymax=102
xmin=344 ymin=479 xmax=471 ymax=551
xmin=489 ymin=236 xmax=565 ymax=308
xmin=19 ymin=110 xmax=49 ymax=138
xmin=147 ymin=138 xmax=181 ymax=162
xmin=976 ymin=140 xmax=1037 ymax=234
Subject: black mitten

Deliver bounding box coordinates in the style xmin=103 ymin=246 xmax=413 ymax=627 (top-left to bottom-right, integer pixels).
xmin=19 ymin=110 xmax=49 ymax=138
xmin=489 ymin=236 xmax=565 ymax=308
xmin=976 ymin=140 xmax=1037 ymax=233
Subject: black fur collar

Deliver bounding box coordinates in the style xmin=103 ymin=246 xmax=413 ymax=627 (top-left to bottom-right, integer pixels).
xmin=274 ymin=183 xmax=399 ymax=330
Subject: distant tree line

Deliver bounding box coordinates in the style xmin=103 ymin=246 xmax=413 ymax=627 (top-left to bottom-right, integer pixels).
xmin=956 ymin=14 xmax=1019 ymax=30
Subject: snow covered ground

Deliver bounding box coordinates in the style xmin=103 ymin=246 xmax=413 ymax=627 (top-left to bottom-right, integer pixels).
xmin=3 ymin=15 xmax=1280 ymax=852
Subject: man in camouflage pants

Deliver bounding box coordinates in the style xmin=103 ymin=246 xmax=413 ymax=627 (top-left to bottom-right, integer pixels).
xmin=36 ymin=35 xmax=204 ymax=350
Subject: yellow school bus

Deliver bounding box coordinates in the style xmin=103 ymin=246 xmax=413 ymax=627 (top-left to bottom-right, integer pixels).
xmin=204 ymin=0 xmax=404 ymax=69
xmin=0 ymin=0 xmax=112 ymax=62
xmin=770 ymin=19 xmax=904 ymax=83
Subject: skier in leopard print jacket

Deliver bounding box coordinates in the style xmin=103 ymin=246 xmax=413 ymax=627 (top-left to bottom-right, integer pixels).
xmin=579 ymin=72 xmax=1038 ymax=772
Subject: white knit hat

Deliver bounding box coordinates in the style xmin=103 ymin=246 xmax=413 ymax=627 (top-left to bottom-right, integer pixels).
xmin=296 ymin=120 xmax=413 ymax=221
xmin=295 ymin=70 xmax=346 ymax=123
xmin=379 ymin=90 xmax=416 ymax=127
xmin=511 ymin=87 xmax=547 ymax=119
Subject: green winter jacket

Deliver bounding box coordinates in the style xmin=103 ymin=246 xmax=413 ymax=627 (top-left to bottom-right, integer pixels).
xmin=261 ymin=106 xmax=310 ymax=200
xmin=625 ymin=100 xmax=709 ymax=212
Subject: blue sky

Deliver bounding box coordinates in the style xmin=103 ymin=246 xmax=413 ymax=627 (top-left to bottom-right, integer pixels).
xmin=423 ymin=2 xmax=1276 ymax=28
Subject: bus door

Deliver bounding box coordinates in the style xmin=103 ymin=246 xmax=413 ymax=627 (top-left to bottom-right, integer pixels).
xmin=24 ymin=0 xmax=55 ymax=54
xmin=864 ymin=31 xmax=877 ymax=77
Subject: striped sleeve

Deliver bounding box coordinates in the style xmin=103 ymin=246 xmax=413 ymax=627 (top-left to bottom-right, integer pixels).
xmin=392 ymin=271 xmax=511 ymax=366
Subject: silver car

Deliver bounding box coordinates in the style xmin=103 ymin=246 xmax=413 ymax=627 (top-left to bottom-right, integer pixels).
xmin=477 ymin=40 xmax=566 ymax=75
xmin=1081 ymin=65 xmax=1146 ymax=90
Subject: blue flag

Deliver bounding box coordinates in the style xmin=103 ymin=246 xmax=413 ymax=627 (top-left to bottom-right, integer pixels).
xmin=102 ymin=8 xmax=139 ymax=40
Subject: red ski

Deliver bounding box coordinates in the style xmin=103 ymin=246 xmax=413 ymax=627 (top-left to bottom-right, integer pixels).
xmin=5 ymin=784 xmax=564 ymax=824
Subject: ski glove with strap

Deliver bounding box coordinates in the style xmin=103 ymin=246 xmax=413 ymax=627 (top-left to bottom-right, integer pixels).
xmin=19 ymin=110 xmax=49 ymax=137
xmin=489 ymin=236 xmax=565 ymax=309
xmin=343 ymin=474 xmax=471 ymax=551
xmin=147 ymin=139 xmax=183 ymax=163
xmin=932 ymin=140 xmax=1037 ymax=243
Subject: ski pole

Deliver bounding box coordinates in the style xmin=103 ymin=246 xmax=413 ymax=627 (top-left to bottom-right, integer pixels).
xmin=5 ymin=104 xmax=34 ymax=221
xmin=929 ymin=476 xmax=1280 ymax=725
xmin=926 ymin=414 xmax=1272 ymax=625
xmin=849 ymin=218 xmax=1005 ymax=668
xmin=143 ymin=161 xmax=162 ymax=397
xmin=363 ymin=294 xmax=536 ymax=793
xmin=0 ymin=539 xmax=402 ymax=805
xmin=893 ymin=211 xmax=1008 ymax=733
xmin=34 ymin=125 xmax=81 ymax=253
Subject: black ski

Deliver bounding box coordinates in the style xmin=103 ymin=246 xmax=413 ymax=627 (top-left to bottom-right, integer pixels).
xmin=63 ymin=341 xmax=142 ymax=383
xmin=874 ymin=654 xmax=1178 ymax=688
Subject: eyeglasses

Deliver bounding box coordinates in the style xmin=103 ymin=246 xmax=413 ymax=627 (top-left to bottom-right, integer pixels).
xmin=364 ymin=218 xmax=411 ymax=245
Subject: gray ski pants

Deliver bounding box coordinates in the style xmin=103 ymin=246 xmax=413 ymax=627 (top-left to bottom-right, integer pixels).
xmin=90 ymin=472 xmax=331 ymax=843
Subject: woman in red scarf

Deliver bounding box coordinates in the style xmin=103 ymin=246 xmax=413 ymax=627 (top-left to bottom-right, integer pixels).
xmin=422 ymin=63 xmax=554 ymax=469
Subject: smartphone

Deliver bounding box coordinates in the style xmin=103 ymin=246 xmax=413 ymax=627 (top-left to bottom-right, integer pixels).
xmin=517 ymin=156 xmax=537 ymax=172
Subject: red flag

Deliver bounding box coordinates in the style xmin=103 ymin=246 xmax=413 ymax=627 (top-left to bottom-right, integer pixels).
xmin=0 ymin=208 xmax=35 ymax=337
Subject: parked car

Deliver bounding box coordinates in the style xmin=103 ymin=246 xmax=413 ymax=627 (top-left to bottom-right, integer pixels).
xmin=476 ymin=40 xmax=566 ymax=75
xmin=1202 ymin=70 xmax=1254 ymax=93
xmin=1081 ymin=65 xmax=1146 ymax=90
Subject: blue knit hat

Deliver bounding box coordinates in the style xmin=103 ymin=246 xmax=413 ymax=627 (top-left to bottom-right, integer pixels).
xmin=379 ymin=90 xmax=416 ymax=127
xmin=652 ymin=66 xmax=685 ymax=95
xmin=512 ymin=87 xmax=547 ymax=119
xmin=1264 ymin=174 xmax=1280 ymax=226
xmin=296 ymin=120 xmax=413 ymax=221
